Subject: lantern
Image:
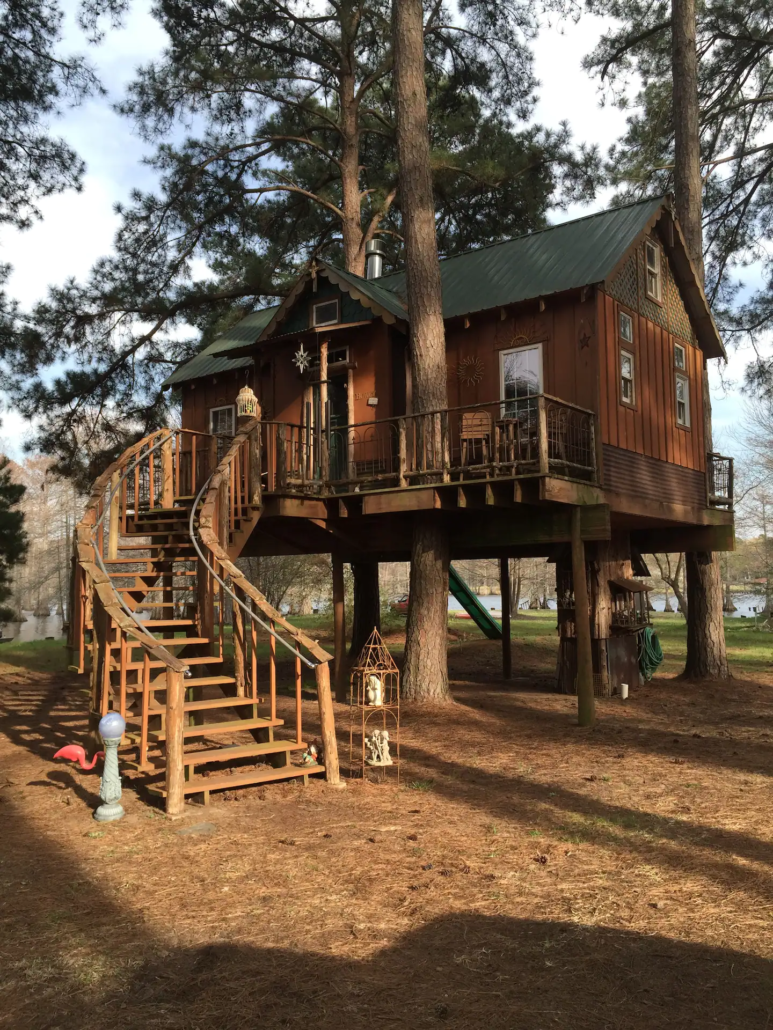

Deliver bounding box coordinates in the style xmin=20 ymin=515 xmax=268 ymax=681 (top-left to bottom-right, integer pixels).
xmin=236 ymin=385 xmax=259 ymax=418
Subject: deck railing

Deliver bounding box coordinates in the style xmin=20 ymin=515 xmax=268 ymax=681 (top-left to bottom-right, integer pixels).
xmin=259 ymin=395 xmax=597 ymax=494
xmin=707 ymin=452 xmax=734 ymax=509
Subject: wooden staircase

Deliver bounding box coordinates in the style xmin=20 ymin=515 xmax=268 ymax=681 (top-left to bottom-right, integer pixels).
xmin=68 ymin=424 xmax=339 ymax=815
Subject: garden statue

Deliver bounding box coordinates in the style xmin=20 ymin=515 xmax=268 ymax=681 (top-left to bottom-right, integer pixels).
xmin=365 ymin=729 xmax=392 ymax=766
xmin=301 ymin=741 xmax=321 ymax=766
xmin=365 ymin=674 xmax=383 ymax=706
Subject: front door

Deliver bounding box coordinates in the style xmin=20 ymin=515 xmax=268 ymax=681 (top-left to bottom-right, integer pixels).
xmin=499 ymin=344 xmax=542 ymax=422
xmin=327 ymin=374 xmax=348 ymax=482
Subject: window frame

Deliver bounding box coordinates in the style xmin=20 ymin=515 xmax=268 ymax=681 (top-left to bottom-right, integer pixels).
xmin=209 ymin=404 xmax=236 ymax=436
xmin=498 ymin=341 xmax=544 ymax=410
xmin=673 ymin=341 xmax=686 ymax=370
xmin=619 ymin=347 xmax=636 ymax=408
xmin=644 ymin=239 xmax=663 ymax=304
xmin=675 ymin=371 xmax=691 ymax=429
xmin=618 ymin=309 xmax=634 ymax=345
xmin=311 ymin=298 xmax=340 ymax=328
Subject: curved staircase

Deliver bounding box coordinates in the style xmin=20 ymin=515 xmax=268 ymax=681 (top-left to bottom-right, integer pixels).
xmin=68 ymin=422 xmax=339 ymax=816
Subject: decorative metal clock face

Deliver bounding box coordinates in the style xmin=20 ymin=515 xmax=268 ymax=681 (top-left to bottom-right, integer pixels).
xmin=293 ymin=343 xmax=312 ymax=373
xmin=457 ymin=355 xmax=484 ymax=386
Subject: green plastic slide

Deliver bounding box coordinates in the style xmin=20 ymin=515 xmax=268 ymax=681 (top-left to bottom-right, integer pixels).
xmin=448 ymin=565 xmax=503 ymax=640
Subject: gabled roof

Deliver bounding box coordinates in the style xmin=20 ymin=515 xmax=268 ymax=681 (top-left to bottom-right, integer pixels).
xmin=174 ymin=196 xmax=723 ymax=377
xmin=376 ymin=197 xmax=668 ymax=319
xmin=162 ymin=307 xmax=279 ymax=387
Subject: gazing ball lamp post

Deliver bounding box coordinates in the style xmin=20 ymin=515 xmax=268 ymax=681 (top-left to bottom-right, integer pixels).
xmin=94 ymin=711 xmax=126 ymax=822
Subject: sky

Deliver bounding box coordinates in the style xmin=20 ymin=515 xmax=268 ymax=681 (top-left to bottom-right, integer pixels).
xmin=0 ymin=1 xmax=752 ymax=460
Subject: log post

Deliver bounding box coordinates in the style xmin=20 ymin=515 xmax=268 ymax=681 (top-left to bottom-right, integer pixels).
xmin=276 ymin=423 xmax=288 ymax=489
xmin=500 ymin=556 xmax=511 ymax=680
xmin=571 ymin=506 xmax=595 ymax=727
xmin=232 ymin=585 xmax=246 ymax=697
xmin=332 ymin=554 xmax=347 ymax=703
xmin=398 ymin=418 xmax=408 ymax=488
xmin=108 ymin=472 xmax=120 ymax=560
xmin=249 ymin=421 xmax=262 ymax=507
xmin=315 ymin=661 xmax=342 ymax=786
xmin=537 ymin=395 xmax=549 ymax=476
xmin=161 ymin=435 xmax=174 ymax=508
xmin=165 ymin=669 xmax=186 ymax=818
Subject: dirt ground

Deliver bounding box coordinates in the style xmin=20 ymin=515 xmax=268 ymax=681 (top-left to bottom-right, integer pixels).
xmin=1 ymin=619 xmax=773 ymax=1029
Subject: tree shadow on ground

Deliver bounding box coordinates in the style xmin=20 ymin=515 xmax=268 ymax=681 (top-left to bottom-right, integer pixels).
xmin=1 ymin=801 xmax=772 ymax=1030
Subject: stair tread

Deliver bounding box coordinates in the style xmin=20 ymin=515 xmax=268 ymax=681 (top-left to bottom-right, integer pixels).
xmin=132 ymin=619 xmax=197 ymax=626
xmin=148 ymin=716 xmax=284 ymax=741
xmin=183 ymin=740 xmax=306 ymax=765
xmin=126 ymin=636 xmax=211 ymax=646
xmin=124 ymin=675 xmax=237 ymax=692
xmin=183 ymin=695 xmax=266 ymax=711
xmin=109 ymin=571 xmax=196 ymax=578
xmin=114 ymin=655 xmax=222 ymax=670
xmin=147 ymin=762 xmax=324 ymax=796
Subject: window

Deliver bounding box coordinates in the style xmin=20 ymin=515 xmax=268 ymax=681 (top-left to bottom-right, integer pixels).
xmin=620 ymin=349 xmax=635 ymax=406
xmin=311 ymin=299 xmax=339 ymax=327
xmin=619 ymin=310 xmax=634 ymax=344
xmin=500 ymin=344 xmax=542 ymax=421
xmin=210 ymin=405 xmax=235 ymax=436
xmin=645 ymin=240 xmax=662 ymax=302
xmin=675 ymin=373 xmax=690 ymax=427
xmin=674 ymin=342 xmax=686 ymax=370
xmin=310 ymin=345 xmax=349 ymax=369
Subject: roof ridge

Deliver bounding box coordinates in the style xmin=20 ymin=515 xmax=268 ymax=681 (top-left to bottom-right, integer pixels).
xmin=371 ymin=195 xmax=669 ymax=285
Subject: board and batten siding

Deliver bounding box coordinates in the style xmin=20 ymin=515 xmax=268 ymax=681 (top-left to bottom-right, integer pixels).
xmin=597 ymin=263 xmax=706 ymax=473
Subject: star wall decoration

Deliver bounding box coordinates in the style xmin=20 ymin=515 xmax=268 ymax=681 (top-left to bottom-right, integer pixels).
xmin=293 ymin=343 xmax=312 ymax=373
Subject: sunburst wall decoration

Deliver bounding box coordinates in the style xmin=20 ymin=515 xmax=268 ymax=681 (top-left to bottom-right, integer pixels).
xmin=457 ymin=355 xmax=484 ymax=386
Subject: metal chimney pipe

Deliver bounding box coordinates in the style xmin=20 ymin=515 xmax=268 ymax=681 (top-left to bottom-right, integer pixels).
xmin=365 ymin=239 xmax=386 ymax=279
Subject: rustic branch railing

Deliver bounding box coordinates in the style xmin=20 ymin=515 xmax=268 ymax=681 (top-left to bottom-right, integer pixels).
xmin=707 ymin=452 xmax=734 ymax=509
xmin=194 ymin=417 xmax=341 ymax=786
xmin=68 ymin=429 xmax=197 ymax=810
xmin=258 ymin=395 xmax=597 ymax=494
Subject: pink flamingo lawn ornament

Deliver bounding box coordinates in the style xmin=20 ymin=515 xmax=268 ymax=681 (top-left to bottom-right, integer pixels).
xmin=54 ymin=744 xmax=105 ymax=770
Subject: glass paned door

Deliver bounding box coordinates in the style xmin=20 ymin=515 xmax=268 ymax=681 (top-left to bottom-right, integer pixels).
xmin=500 ymin=345 xmax=542 ymax=420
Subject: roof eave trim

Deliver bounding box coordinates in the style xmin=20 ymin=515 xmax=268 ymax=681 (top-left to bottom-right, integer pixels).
xmin=318 ymin=262 xmax=407 ymax=327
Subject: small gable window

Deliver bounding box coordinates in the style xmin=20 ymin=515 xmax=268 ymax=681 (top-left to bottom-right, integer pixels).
xmin=645 ymin=240 xmax=662 ymax=302
xmin=674 ymin=342 xmax=686 ymax=370
xmin=676 ymin=373 xmax=690 ymax=427
xmin=312 ymin=299 xmax=339 ymax=327
xmin=620 ymin=349 xmax=635 ymax=406
xmin=618 ymin=310 xmax=634 ymax=344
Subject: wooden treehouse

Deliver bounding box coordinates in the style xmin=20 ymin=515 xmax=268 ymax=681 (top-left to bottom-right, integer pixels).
xmin=69 ymin=197 xmax=734 ymax=812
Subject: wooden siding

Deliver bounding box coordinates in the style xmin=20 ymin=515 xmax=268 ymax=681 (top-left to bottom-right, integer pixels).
xmin=602 ymin=444 xmax=706 ymax=509
xmin=597 ymin=287 xmax=706 ymax=472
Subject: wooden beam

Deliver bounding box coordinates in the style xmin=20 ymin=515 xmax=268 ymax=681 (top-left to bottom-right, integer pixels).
xmin=362 ymin=487 xmax=439 ymax=515
xmin=500 ymin=557 xmax=511 ymax=680
xmin=605 ymin=488 xmax=734 ymax=526
xmin=632 ymin=523 xmax=735 ymax=554
xmin=539 ymin=477 xmax=605 ymax=507
xmin=315 ymin=662 xmax=341 ymax=787
xmin=571 ymin=507 xmax=595 ymax=728
xmin=164 ymin=670 xmax=186 ymax=818
xmin=332 ymin=554 xmax=346 ymax=703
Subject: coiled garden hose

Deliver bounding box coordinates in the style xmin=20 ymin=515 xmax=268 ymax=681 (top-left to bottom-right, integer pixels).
xmin=638 ymin=626 xmax=664 ymax=681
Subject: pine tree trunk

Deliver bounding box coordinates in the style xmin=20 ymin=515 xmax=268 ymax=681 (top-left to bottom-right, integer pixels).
xmin=684 ymin=552 xmax=729 ymax=678
xmin=393 ymin=0 xmax=451 ymax=702
xmin=402 ymin=514 xmax=450 ymax=702
xmin=673 ymin=0 xmax=730 ymax=679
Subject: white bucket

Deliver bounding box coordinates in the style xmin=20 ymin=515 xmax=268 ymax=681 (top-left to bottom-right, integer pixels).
xmin=620 ymin=683 xmax=629 ymax=700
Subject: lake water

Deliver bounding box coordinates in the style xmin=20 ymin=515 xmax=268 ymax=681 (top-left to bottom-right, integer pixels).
xmin=0 ymin=612 xmax=65 ymax=643
xmin=448 ymin=592 xmax=768 ymax=619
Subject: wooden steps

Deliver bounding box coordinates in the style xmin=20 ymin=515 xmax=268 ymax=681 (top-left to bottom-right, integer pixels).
xmin=182 ymin=695 xmax=266 ymax=712
xmin=122 ymin=675 xmax=238 ymax=694
xmin=147 ymin=762 xmax=324 ymax=797
xmin=147 ymin=716 xmax=284 ymax=742
xmin=112 ymin=655 xmax=222 ymax=671
xmin=182 ymin=740 xmax=305 ymax=767
xmin=126 ymin=636 xmax=211 ymax=647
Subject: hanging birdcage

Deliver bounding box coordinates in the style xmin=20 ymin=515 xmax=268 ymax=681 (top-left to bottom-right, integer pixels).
xmin=236 ymin=384 xmax=259 ymax=418
xmin=349 ymin=627 xmax=400 ymax=782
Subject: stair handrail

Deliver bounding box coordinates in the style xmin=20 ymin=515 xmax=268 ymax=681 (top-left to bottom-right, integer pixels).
xmin=192 ymin=417 xmax=333 ymax=669
xmin=74 ymin=428 xmax=189 ymax=675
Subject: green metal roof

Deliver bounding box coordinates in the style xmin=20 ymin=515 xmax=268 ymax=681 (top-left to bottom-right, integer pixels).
xmin=373 ymin=197 xmax=667 ymax=318
xmin=162 ymin=307 xmax=280 ymax=387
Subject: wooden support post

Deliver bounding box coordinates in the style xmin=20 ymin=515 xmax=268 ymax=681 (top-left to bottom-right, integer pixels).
xmin=500 ymin=557 xmax=512 ymax=680
xmin=537 ymin=395 xmax=549 ymax=476
xmin=249 ymin=420 xmax=262 ymax=507
xmin=315 ymin=661 xmax=341 ymax=786
xmin=108 ymin=471 xmax=120 ymax=560
xmin=161 ymin=435 xmax=174 ymax=508
xmin=232 ymin=585 xmax=246 ymax=697
xmin=398 ymin=418 xmax=408 ymax=488
xmin=165 ymin=669 xmax=186 ymax=818
xmin=571 ymin=506 xmax=595 ymax=727
xmin=332 ymin=554 xmax=347 ymax=703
